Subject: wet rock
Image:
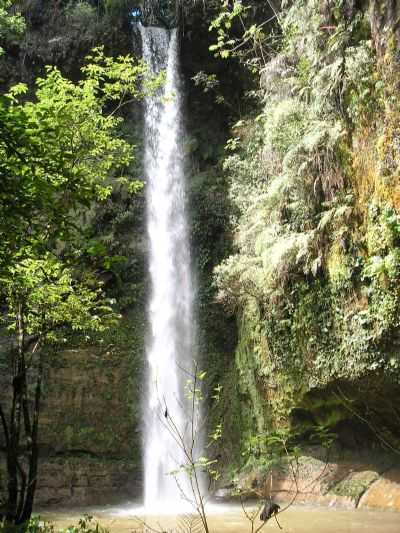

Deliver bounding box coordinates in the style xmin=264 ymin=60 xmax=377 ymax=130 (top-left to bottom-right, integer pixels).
xmin=33 ymin=458 xmax=138 ymax=506
xmin=214 ymin=487 xmax=234 ymax=500
xmin=330 ymin=470 xmax=380 ymax=504
xmin=224 ymin=451 xmax=400 ymax=512
xmin=358 ymin=468 xmax=400 ymax=511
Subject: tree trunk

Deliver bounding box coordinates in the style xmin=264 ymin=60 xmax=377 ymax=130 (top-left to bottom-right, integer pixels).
xmin=3 ymin=309 xmax=43 ymax=528
xmin=5 ymin=381 xmax=21 ymax=523
xmin=19 ymin=357 xmax=43 ymax=524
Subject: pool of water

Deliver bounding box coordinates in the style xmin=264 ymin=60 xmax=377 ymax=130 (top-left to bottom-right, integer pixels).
xmin=39 ymin=501 xmax=400 ymax=532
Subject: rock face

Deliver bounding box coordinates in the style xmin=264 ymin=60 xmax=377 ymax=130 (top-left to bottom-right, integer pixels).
xmin=218 ymin=449 xmax=400 ymax=512
xmin=359 ymin=468 xmax=400 ymax=511
xmin=0 ymin=313 xmax=145 ymax=507
xmin=39 ymin=347 xmax=138 ymax=458
xmin=34 ymin=458 xmax=139 ymax=506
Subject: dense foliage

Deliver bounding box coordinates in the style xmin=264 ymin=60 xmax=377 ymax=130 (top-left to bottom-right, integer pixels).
xmin=1 ymin=0 xmax=400 ymax=520
xmin=211 ymin=0 xmax=400 ymax=464
xmin=0 ymin=2 xmax=159 ymax=524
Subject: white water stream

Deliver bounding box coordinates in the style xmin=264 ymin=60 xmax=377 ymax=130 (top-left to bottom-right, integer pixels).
xmin=141 ymin=25 xmax=195 ymax=509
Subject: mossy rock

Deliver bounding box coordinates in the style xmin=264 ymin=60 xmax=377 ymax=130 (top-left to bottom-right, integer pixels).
xmin=331 ymin=470 xmax=379 ymax=502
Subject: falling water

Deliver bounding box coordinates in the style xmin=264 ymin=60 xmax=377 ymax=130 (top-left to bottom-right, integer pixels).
xmin=141 ymin=25 xmax=195 ymax=508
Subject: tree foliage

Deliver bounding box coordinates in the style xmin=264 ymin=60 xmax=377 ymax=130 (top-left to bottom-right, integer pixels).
xmin=0 ymin=46 xmax=158 ymax=526
xmin=0 ymin=47 xmax=156 ymax=264
xmin=0 ymin=0 xmax=25 ymax=55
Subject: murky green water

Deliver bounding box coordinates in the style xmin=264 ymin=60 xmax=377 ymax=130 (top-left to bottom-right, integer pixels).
xmin=39 ymin=502 xmax=400 ymax=532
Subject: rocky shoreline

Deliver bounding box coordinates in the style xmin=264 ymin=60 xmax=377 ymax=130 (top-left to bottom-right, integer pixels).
xmin=23 ymin=449 xmax=400 ymax=512
xmin=215 ymin=451 xmax=400 ymax=512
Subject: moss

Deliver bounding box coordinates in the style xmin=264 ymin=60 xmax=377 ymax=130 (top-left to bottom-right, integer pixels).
xmin=235 ymin=305 xmax=268 ymax=434
xmin=326 ymin=242 xmax=353 ymax=291
xmin=331 ymin=472 xmax=379 ymax=501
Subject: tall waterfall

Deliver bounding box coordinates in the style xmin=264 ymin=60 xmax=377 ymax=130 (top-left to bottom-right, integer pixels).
xmin=141 ymin=25 xmax=195 ymax=508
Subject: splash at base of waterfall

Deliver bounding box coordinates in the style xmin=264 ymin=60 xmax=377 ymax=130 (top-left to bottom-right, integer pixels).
xmin=40 ymin=502 xmax=400 ymax=533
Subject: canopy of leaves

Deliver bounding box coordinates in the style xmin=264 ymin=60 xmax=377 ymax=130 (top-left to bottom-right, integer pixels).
xmin=0 ymin=45 xmax=163 ymax=350
xmin=1 ymin=254 xmax=118 ymax=344
xmin=0 ymin=47 xmax=158 ymax=266
xmin=214 ymin=0 xmax=400 ymax=392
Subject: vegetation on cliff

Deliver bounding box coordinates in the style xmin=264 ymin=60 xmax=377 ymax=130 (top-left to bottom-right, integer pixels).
xmin=209 ymin=0 xmax=400 ymax=468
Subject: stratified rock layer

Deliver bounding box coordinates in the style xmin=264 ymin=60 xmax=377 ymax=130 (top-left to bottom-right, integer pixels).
xmin=217 ymin=450 xmax=400 ymax=511
xmin=0 ymin=318 xmax=143 ymax=507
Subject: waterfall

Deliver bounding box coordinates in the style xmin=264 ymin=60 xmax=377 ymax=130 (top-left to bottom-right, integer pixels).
xmin=141 ymin=25 xmax=195 ymax=508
